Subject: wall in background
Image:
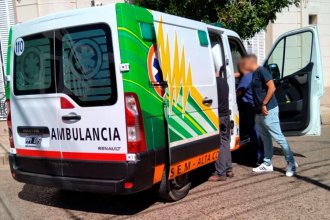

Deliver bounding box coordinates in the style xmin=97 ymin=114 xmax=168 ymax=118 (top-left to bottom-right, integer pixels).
xmin=14 ymin=0 xmax=124 ymax=23
xmin=266 ymin=0 xmax=330 ymax=87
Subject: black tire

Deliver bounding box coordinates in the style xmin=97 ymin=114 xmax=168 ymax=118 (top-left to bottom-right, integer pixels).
xmin=158 ymin=170 xmax=191 ymax=202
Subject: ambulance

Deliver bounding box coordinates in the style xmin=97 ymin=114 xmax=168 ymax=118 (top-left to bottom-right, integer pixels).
xmin=6 ymin=3 xmax=323 ymax=201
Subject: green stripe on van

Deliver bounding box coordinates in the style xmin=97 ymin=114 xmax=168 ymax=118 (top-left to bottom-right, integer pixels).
xmin=168 ymin=126 xmax=184 ymax=142
xmin=5 ymin=28 xmax=12 ymax=100
xmin=187 ymin=95 xmax=218 ymax=131
xmin=116 ymin=4 xmax=165 ymax=151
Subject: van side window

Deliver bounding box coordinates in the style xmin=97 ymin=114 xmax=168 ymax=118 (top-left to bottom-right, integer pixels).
xmin=229 ymin=38 xmax=245 ymax=73
xmin=14 ymin=33 xmax=54 ymax=95
xmin=267 ymin=31 xmax=313 ymax=80
xmin=59 ymin=24 xmax=117 ymax=106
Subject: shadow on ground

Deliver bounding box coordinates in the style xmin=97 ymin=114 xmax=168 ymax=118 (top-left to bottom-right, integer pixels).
xmin=16 ymin=150 xmax=257 ymax=216
xmin=232 ymin=145 xmax=306 ymax=168
xmin=18 ymin=184 xmax=158 ymax=216
xmin=17 ymin=163 xmax=218 ymax=216
xmin=14 ymin=144 xmax=266 ymax=216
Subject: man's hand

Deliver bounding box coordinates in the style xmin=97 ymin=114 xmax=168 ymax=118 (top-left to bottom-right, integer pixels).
xmin=263 ymin=80 xmax=276 ymax=105
xmin=262 ymin=105 xmax=269 ymax=116
xmin=236 ymin=90 xmax=243 ymax=97
xmin=234 ymin=72 xmax=241 ymax=78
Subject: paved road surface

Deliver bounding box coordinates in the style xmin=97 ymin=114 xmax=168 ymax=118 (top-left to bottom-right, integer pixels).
xmin=0 ymin=126 xmax=329 ymax=220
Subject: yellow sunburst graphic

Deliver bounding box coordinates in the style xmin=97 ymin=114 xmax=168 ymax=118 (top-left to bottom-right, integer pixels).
xmin=157 ymin=18 xmax=192 ymax=113
xmin=156 ymin=17 xmax=219 ymax=128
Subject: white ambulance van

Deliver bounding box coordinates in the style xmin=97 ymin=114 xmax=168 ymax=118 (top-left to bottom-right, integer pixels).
xmin=6 ymin=3 xmax=323 ymax=201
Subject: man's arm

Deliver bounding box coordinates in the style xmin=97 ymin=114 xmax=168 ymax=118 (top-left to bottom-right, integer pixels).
xmin=236 ymin=75 xmax=248 ymax=97
xmin=263 ymin=80 xmax=276 ymax=105
xmin=261 ymin=80 xmax=276 ymax=116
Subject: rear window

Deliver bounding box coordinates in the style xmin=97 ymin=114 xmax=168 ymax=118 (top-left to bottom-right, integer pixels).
xmin=14 ymin=32 xmax=54 ymax=95
xmin=13 ymin=23 xmax=117 ymax=107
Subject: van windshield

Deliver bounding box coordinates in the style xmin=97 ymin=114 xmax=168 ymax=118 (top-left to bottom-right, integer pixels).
xmin=13 ymin=23 xmax=117 ymax=107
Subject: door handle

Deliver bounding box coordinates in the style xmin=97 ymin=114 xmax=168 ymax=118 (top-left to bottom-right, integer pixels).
xmin=62 ymin=113 xmax=81 ymax=123
xmin=202 ymin=97 xmax=213 ymax=106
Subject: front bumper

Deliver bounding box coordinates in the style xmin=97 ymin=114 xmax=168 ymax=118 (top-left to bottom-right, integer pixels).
xmin=9 ymin=153 xmax=155 ymax=194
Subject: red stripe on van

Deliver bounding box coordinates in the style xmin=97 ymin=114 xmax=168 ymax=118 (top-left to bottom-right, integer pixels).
xmin=16 ymin=149 xmax=126 ymax=161
xmin=16 ymin=149 xmax=61 ymax=159
xmin=62 ymin=152 xmax=126 ymax=161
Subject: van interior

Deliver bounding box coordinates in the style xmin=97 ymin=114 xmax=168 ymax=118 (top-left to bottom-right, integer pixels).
xmin=209 ymin=32 xmax=250 ymax=143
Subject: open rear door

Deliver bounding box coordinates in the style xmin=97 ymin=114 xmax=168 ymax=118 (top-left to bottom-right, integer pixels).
xmin=264 ymin=26 xmax=324 ymax=136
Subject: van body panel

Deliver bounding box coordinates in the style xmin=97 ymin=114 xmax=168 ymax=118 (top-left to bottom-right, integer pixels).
xmin=9 ymin=5 xmax=129 ymax=180
xmin=9 ymin=152 xmax=155 ymax=193
xmin=10 ymin=18 xmax=63 ymax=175
xmin=152 ymin=11 xmax=221 ymax=173
xmin=116 ymin=4 xmax=166 ymax=155
xmin=11 ymin=96 xmax=62 ymax=176
xmin=54 ymin=6 xmax=128 ymax=162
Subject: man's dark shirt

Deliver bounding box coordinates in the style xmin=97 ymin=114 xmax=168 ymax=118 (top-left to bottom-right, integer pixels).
xmin=252 ymin=66 xmax=278 ymax=114
xmin=216 ymin=77 xmax=229 ymax=117
xmin=236 ymin=72 xmax=254 ymax=108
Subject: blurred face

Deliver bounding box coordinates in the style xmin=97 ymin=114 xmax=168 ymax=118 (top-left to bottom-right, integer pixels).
xmin=238 ymin=59 xmax=249 ymax=75
xmin=244 ymin=57 xmax=256 ymax=72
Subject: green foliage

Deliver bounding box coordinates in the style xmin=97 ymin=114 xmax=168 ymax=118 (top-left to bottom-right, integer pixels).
xmin=130 ymin=0 xmax=300 ymax=39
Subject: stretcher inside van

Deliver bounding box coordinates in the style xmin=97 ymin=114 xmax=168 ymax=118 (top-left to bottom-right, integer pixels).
xmin=6 ymin=3 xmax=323 ymax=201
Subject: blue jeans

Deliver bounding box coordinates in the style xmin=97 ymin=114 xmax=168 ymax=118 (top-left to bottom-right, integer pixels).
xmin=255 ymin=107 xmax=295 ymax=165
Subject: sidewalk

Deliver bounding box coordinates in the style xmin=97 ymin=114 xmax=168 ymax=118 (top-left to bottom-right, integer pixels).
xmin=0 ymin=121 xmax=9 ymax=165
xmin=321 ymin=87 xmax=330 ymax=125
xmin=0 ymin=88 xmax=329 ymax=165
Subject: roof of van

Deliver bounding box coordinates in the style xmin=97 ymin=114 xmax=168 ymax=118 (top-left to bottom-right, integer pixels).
xmin=150 ymin=8 xmax=240 ymax=40
xmin=13 ymin=3 xmax=241 ymax=40
xmin=207 ymin=24 xmax=241 ymax=39
xmin=13 ymin=4 xmax=115 ymax=28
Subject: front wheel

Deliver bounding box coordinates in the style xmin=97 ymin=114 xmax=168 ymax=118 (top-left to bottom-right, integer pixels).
xmin=158 ymin=170 xmax=191 ymax=202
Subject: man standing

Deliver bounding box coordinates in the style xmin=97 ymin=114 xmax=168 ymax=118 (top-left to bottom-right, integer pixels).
xmin=245 ymin=54 xmax=297 ymax=177
xmin=236 ymin=60 xmax=264 ymax=165
xmin=209 ymin=73 xmax=233 ymax=181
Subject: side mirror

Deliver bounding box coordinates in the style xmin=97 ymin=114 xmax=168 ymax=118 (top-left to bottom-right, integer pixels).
xmin=268 ymin=63 xmax=281 ymax=80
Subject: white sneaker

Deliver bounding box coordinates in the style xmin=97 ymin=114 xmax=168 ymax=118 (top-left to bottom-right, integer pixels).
xmin=252 ymin=163 xmax=274 ymax=173
xmin=286 ymin=162 xmax=297 ymax=177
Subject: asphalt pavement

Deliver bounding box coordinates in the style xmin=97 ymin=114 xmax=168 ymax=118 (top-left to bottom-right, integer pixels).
xmin=0 ymin=123 xmax=329 ymax=220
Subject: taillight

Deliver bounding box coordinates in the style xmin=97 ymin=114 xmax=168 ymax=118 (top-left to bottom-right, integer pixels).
xmin=6 ymin=100 xmax=14 ymax=148
xmin=125 ymin=93 xmax=146 ymax=154
xmin=60 ymin=97 xmax=75 ymax=109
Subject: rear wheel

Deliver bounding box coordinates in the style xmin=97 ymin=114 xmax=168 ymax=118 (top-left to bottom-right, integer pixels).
xmin=158 ymin=170 xmax=191 ymax=202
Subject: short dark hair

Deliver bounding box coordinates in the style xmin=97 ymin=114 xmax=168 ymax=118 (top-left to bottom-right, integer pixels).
xmin=244 ymin=54 xmax=258 ymax=60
